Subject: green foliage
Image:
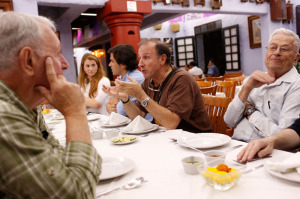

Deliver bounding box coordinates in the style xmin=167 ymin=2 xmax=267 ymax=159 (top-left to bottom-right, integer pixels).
xmin=296 ymin=61 xmax=300 ymax=73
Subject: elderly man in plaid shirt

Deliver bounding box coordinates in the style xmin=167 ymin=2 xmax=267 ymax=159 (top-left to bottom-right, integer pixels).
xmin=0 ymin=12 xmax=101 ymax=198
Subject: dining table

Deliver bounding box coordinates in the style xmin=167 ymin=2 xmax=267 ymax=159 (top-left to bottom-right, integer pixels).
xmin=46 ymin=112 xmax=300 ymax=199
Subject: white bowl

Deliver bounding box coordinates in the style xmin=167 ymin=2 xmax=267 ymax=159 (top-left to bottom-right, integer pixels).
xmin=91 ymin=130 xmax=104 ymax=140
xmin=204 ymin=150 xmax=227 ymax=167
xmin=105 ymin=129 xmax=119 ymax=139
xmin=181 ymin=156 xmax=205 ymax=175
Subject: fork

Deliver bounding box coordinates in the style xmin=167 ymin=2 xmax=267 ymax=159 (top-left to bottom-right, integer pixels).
xmin=244 ymin=164 xmax=264 ymax=174
xmin=169 ymin=138 xmax=203 ymax=153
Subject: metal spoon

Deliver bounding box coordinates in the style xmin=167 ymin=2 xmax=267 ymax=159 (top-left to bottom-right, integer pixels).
xmin=96 ymin=177 xmax=146 ymax=198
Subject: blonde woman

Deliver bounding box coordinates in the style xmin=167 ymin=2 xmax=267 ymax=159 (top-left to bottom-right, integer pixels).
xmin=78 ymin=53 xmax=110 ymax=114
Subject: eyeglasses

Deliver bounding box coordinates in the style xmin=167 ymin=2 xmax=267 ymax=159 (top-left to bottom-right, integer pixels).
xmin=266 ymin=45 xmax=298 ymax=54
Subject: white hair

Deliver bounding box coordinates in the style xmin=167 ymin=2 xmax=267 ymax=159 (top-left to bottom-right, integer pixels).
xmin=269 ymin=28 xmax=300 ymax=52
xmin=0 ymin=12 xmax=56 ymax=71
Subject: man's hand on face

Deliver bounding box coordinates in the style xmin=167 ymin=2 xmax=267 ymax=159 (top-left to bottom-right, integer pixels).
xmin=35 ymin=57 xmax=85 ymax=117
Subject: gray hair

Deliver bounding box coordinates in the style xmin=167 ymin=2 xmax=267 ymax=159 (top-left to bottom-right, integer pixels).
xmin=269 ymin=28 xmax=300 ymax=52
xmin=0 ymin=12 xmax=56 ymax=71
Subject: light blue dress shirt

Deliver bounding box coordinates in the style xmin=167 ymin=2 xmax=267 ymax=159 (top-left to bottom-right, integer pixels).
xmin=116 ymin=69 xmax=153 ymax=122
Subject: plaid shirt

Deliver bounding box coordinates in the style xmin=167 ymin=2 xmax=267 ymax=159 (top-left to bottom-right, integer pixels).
xmin=0 ymin=80 xmax=101 ymax=199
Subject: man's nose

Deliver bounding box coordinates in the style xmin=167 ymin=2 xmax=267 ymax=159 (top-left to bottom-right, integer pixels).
xmin=61 ymin=55 xmax=69 ymax=70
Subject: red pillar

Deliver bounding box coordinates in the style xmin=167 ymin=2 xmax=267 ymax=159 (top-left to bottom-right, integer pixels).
xmin=98 ymin=0 xmax=152 ymax=54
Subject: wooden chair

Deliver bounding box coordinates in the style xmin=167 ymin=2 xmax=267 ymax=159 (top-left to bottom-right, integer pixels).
xmin=195 ymin=77 xmax=205 ymax=82
xmin=193 ymin=75 xmax=203 ymax=81
xmin=223 ymin=71 xmax=243 ymax=78
xmin=41 ymin=100 xmax=54 ymax=110
xmin=197 ymin=81 xmax=211 ymax=87
xmin=206 ymin=76 xmax=224 ymax=85
xmin=202 ymin=94 xmax=232 ymax=135
xmin=200 ymin=85 xmax=217 ymax=95
xmin=225 ymin=75 xmax=246 ymax=86
xmin=215 ymin=81 xmax=236 ymax=99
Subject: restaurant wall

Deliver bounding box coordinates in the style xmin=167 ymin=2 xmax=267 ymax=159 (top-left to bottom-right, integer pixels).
xmin=141 ymin=1 xmax=299 ymax=76
xmin=140 ymin=14 xmax=261 ymax=76
xmin=12 ymin=0 xmax=78 ymax=83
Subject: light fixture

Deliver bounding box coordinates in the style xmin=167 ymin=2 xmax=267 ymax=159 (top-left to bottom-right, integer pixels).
xmin=72 ymin=28 xmax=81 ymax=30
xmin=81 ymin=13 xmax=97 ymax=16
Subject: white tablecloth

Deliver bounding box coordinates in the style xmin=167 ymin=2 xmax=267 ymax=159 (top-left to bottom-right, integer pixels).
xmin=46 ymin=114 xmax=300 ymax=199
xmin=93 ymin=130 xmax=300 ymax=199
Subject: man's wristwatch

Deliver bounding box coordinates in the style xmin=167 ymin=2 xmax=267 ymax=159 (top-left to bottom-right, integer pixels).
xmin=141 ymin=97 xmax=151 ymax=107
xmin=245 ymin=107 xmax=256 ymax=118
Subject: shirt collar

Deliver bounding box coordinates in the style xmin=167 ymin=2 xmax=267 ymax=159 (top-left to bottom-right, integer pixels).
xmin=0 ymin=79 xmax=37 ymax=121
xmin=120 ymin=70 xmax=131 ymax=81
xmin=272 ymin=67 xmax=300 ymax=85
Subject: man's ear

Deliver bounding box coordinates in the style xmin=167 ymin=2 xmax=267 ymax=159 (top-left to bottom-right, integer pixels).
xmin=120 ymin=64 xmax=127 ymax=70
xmin=19 ymin=47 xmax=35 ymax=76
xmin=159 ymin=54 xmax=167 ymax=65
xmin=294 ymin=53 xmax=300 ymax=65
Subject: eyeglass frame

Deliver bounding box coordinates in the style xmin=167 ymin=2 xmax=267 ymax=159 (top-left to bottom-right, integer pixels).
xmin=265 ymin=45 xmax=298 ymax=54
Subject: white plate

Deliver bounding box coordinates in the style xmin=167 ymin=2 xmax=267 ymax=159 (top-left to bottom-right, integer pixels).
xmin=265 ymin=163 xmax=300 ymax=183
xmin=111 ymin=136 xmax=137 ymax=145
xmin=52 ymin=115 xmax=64 ymax=120
xmin=99 ymin=157 xmax=135 ymax=181
xmin=121 ymin=124 xmax=159 ymax=135
xmin=87 ymin=114 xmax=100 ymax=121
xmin=101 ymin=120 xmax=131 ymax=128
xmin=177 ymin=132 xmax=231 ymax=149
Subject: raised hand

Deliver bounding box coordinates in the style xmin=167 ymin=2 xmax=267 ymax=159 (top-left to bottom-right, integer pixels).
xmin=115 ymin=76 xmax=145 ymax=101
xmin=106 ymin=97 xmax=118 ymax=113
xmin=238 ymin=71 xmax=275 ymax=103
xmin=244 ymin=71 xmax=275 ymax=90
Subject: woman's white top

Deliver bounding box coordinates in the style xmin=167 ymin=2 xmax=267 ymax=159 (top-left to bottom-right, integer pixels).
xmin=82 ymin=77 xmax=110 ymax=115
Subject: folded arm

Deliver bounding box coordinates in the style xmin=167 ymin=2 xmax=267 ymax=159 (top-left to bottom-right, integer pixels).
xmin=237 ymin=128 xmax=300 ymax=162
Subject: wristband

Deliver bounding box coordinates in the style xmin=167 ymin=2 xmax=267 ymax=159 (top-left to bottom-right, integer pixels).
xmin=121 ymin=96 xmax=130 ymax=104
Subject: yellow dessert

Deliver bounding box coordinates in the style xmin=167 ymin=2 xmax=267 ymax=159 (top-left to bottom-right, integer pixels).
xmin=203 ymin=164 xmax=240 ymax=185
xmin=42 ymin=109 xmax=51 ymax=114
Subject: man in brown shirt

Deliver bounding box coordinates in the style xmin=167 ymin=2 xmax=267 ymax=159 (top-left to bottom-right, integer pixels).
xmin=103 ymin=40 xmax=211 ymax=133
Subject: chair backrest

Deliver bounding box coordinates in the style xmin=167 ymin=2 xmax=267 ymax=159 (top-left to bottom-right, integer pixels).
xmin=202 ymin=94 xmax=232 ymax=134
xmin=193 ymin=75 xmax=203 ymax=81
xmin=41 ymin=100 xmax=54 ymax=110
xmin=197 ymin=81 xmax=211 ymax=87
xmin=223 ymin=71 xmax=243 ymax=78
xmin=224 ymin=75 xmax=246 ymax=86
xmin=215 ymin=80 xmax=236 ymax=99
xmin=195 ymin=76 xmax=205 ymax=81
xmin=206 ymin=76 xmax=224 ymax=84
xmin=200 ymin=85 xmax=217 ymax=95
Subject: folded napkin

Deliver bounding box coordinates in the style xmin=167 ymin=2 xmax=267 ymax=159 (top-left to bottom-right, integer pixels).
xmin=123 ymin=115 xmax=155 ymax=132
xmin=267 ymin=152 xmax=300 ymax=175
xmin=104 ymin=112 xmax=130 ymax=125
